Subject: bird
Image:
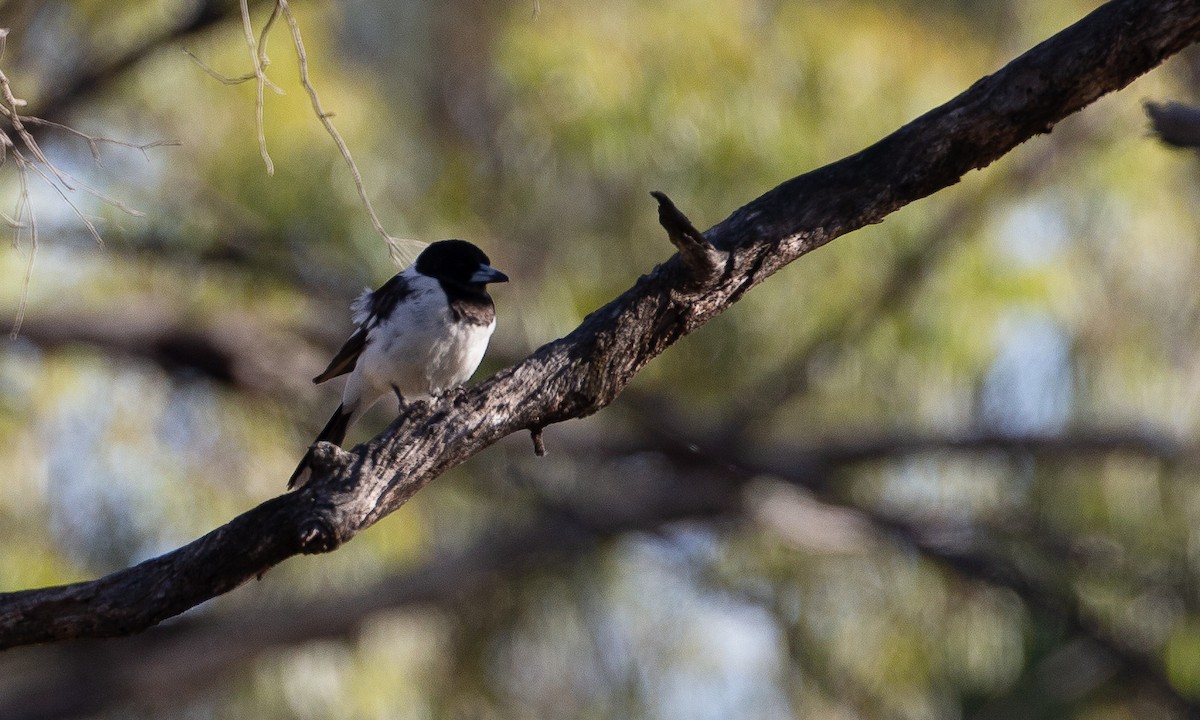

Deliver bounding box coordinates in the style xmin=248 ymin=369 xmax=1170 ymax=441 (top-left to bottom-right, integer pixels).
xmin=288 ymin=239 xmax=508 ymax=488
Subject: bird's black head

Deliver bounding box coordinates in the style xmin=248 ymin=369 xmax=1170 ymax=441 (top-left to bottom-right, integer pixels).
xmin=415 ymin=239 xmax=508 ymax=288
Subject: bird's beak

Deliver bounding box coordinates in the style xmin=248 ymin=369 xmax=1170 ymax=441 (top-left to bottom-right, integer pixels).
xmin=470 ymin=264 xmax=509 ymax=284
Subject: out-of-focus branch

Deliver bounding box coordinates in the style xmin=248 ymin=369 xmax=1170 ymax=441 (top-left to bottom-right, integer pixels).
xmin=1 ymin=426 xmax=1193 ymax=718
xmin=659 ymin=431 xmax=1199 ymax=718
xmin=1146 ymin=100 xmax=1200 ymax=147
xmin=13 ymin=304 xmax=324 ymax=396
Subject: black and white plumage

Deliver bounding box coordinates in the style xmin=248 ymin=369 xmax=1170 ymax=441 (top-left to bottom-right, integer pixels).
xmin=289 ymin=239 xmax=507 ymax=488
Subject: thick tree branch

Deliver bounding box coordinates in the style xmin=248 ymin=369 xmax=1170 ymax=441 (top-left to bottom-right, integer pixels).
xmin=2 ymin=0 xmax=1199 ymax=649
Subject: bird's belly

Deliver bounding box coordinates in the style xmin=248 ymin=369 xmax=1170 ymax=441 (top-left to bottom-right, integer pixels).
xmin=361 ymin=319 xmax=494 ymax=401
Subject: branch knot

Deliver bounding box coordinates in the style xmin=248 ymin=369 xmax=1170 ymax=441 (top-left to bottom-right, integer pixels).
xmin=310 ymin=441 xmax=354 ymax=472
xmin=296 ymin=515 xmax=342 ymax=554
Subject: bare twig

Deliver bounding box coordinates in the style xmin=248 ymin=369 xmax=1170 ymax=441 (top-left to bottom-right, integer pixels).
xmin=197 ymin=2 xmax=423 ymax=265
xmin=22 ymin=159 xmax=104 ymax=245
xmin=0 ymin=72 xmax=74 ymax=192
xmin=238 ymin=0 xmax=275 ymax=174
xmin=22 ymin=116 xmax=180 ymax=165
xmin=0 ymin=210 xmax=22 ymax=228
xmin=182 ymin=48 xmax=282 ymax=93
xmin=0 ymin=30 xmax=172 ymax=335
xmin=9 ymin=152 xmax=35 ymax=339
xmin=276 ymin=0 xmax=423 ymax=265
xmin=255 ymin=2 xmax=281 ymax=71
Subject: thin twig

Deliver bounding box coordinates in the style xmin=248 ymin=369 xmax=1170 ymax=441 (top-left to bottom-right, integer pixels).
xmin=198 ymin=3 xmax=422 ymax=265
xmin=22 ymin=116 xmax=180 ymax=165
xmin=277 ymin=0 xmax=423 ymax=266
xmin=239 ymin=0 xmax=274 ymax=175
xmin=184 ymin=51 xmax=255 ymax=84
xmin=0 ymin=30 xmax=164 ymax=336
xmin=256 ymin=2 xmax=281 ymax=71
xmin=22 ymin=159 xmax=105 ymax=245
xmin=0 ymin=72 xmax=61 ymax=183
xmin=9 ymin=152 xmax=35 ymax=338
xmin=0 ymin=68 xmax=74 ymax=191
xmin=47 ymin=164 xmax=146 ymax=218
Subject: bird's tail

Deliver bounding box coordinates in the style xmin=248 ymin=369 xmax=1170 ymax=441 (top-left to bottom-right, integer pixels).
xmin=288 ymin=404 xmax=354 ymax=489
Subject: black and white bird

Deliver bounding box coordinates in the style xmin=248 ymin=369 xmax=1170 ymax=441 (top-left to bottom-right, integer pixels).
xmin=289 ymin=239 xmax=508 ymax=488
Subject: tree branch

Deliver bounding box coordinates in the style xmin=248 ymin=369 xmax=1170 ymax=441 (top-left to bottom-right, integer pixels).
xmin=2 ymin=0 xmax=1198 ymax=649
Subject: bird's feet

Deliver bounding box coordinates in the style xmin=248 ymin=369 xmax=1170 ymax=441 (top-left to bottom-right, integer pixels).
xmin=434 ymin=384 xmax=470 ymax=405
xmin=392 ymin=384 xmax=407 ymax=410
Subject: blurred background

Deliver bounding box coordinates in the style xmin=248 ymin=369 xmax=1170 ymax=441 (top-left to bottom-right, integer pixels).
xmin=1 ymin=0 xmax=1200 ymax=718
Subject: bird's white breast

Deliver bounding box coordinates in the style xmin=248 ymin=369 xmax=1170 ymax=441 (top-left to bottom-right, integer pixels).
xmin=355 ymin=273 xmax=495 ymax=404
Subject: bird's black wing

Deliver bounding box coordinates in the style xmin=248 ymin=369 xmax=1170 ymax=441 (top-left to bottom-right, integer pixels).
xmin=367 ymin=272 xmax=412 ymax=323
xmin=312 ymin=273 xmax=411 ymax=384
xmin=313 ymin=327 xmax=367 ymax=384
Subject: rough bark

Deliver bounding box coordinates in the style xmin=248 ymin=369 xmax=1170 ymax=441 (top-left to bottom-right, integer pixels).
xmin=2 ymin=0 xmax=1200 ymax=650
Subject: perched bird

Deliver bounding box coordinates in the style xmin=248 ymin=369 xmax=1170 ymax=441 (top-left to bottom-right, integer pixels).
xmin=289 ymin=239 xmax=508 ymax=488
